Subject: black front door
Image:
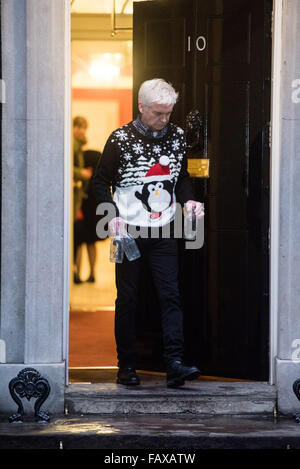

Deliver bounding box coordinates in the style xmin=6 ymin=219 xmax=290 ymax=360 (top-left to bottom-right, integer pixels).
xmin=133 ymin=0 xmax=272 ymax=380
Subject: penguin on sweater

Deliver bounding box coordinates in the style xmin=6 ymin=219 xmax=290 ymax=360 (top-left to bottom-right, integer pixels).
xmin=135 ymin=156 xmax=173 ymax=220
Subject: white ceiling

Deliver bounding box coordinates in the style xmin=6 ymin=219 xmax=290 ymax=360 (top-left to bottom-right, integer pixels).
xmin=71 ymin=0 xmax=149 ymax=15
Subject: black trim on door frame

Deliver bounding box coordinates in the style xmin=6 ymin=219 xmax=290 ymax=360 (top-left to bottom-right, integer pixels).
xmin=0 ymin=0 xmax=2 ymax=314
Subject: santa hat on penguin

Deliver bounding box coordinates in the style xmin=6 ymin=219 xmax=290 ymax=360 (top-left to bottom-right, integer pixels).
xmin=143 ymin=155 xmax=171 ymax=182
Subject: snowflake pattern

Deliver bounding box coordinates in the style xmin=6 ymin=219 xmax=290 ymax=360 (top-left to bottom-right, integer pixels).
xmin=109 ymin=122 xmax=186 ymax=187
xmin=132 ymin=143 xmax=144 ymax=154
xmin=123 ymin=153 xmax=132 ymax=161
xmin=172 ymin=139 xmax=180 ymax=151
xmin=115 ymin=129 xmax=128 ymax=141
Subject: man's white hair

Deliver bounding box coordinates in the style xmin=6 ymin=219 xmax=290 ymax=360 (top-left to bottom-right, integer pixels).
xmin=138 ymin=78 xmax=179 ymax=107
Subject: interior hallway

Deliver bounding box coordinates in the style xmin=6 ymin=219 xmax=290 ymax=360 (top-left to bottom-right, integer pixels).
xmin=70 ymin=238 xmax=116 ymax=311
xmin=69 ymin=238 xmax=118 ymax=368
xmin=69 ymin=0 xmax=134 ymax=373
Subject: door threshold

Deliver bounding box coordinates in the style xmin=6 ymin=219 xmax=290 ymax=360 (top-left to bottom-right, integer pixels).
xmin=68 ymin=366 xmax=259 ymax=383
xmin=65 ymin=372 xmax=276 ymax=416
xmin=69 ymin=366 xmax=119 ymax=370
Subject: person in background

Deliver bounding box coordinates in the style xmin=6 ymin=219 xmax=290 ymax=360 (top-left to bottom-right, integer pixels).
xmin=81 ymin=150 xmax=103 ymax=283
xmin=73 ymin=116 xmax=92 ymax=284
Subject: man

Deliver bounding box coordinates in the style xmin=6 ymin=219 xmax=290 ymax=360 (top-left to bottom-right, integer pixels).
xmin=73 ymin=116 xmax=93 ymax=283
xmin=93 ymin=79 xmax=204 ymax=388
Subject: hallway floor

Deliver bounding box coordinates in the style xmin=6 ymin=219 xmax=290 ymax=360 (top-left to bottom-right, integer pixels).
xmin=69 ymin=239 xmax=117 ymax=367
xmin=70 ymin=238 xmax=116 ymax=312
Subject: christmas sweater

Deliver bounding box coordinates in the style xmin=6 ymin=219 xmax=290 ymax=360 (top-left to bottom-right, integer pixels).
xmin=93 ymin=121 xmax=194 ymax=228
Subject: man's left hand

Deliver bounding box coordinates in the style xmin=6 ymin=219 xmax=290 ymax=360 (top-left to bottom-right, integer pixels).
xmin=185 ymin=200 xmax=205 ymax=218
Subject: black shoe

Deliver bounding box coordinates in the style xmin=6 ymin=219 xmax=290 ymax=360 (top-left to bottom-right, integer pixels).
xmin=86 ymin=274 xmax=95 ymax=283
xmin=166 ymin=360 xmax=200 ymax=388
xmin=74 ymin=273 xmax=82 ymax=284
xmin=117 ymin=367 xmax=140 ymax=386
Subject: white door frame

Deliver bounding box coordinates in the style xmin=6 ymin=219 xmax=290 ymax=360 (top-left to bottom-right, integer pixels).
xmin=269 ymin=0 xmax=282 ymax=385
xmin=62 ymin=0 xmax=282 ymax=385
xmin=63 ymin=0 xmax=71 ymax=384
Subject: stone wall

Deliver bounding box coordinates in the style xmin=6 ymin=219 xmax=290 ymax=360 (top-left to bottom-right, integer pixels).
xmin=0 ymin=0 xmax=68 ymax=414
xmin=276 ymin=0 xmax=300 ymax=414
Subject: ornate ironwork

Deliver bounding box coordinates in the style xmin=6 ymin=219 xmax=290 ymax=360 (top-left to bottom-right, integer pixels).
xmin=8 ymin=367 xmax=50 ymax=423
xmin=293 ymin=378 xmax=300 ymax=422
xmin=185 ymin=109 xmax=204 ymax=151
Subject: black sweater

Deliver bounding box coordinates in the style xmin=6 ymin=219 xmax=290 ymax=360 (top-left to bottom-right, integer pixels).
xmin=93 ymin=121 xmax=194 ymax=227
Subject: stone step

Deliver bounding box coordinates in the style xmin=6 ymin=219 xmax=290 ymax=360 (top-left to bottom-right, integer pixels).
xmin=65 ymin=370 xmax=277 ymax=416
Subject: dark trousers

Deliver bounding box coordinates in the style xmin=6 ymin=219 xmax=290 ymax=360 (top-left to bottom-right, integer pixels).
xmin=114 ymin=235 xmax=184 ymax=369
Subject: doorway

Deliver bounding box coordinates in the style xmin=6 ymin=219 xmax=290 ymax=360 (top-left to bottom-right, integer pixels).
xmin=69 ymin=0 xmax=136 ymax=373
xmin=66 ymin=0 xmax=279 ymax=385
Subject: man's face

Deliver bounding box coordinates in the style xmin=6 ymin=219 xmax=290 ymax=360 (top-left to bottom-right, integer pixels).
xmin=138 ymin=102 xmax=174 ymax=131
xmin=73 ymin=125 xmax=87 ymax=144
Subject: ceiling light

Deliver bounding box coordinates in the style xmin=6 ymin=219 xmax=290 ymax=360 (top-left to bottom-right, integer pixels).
xmin=89 ymin=60 xmax=120 ymax=80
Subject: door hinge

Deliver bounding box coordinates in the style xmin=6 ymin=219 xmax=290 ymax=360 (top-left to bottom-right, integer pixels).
xmin=268 ymin=121 xmax=272 ymax=148
xmin=271 ymin=8 xmax=274 ymax=36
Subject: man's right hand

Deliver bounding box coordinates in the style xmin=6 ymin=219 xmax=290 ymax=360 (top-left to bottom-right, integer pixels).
xmin=108 ymin=217 xmax=127 ymax=237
